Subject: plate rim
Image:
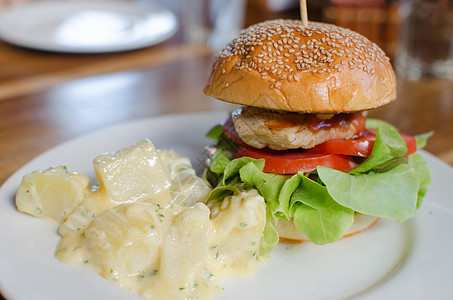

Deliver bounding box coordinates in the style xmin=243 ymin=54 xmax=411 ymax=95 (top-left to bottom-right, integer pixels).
xmin=0 ymin=0 xmax=179 ymax=53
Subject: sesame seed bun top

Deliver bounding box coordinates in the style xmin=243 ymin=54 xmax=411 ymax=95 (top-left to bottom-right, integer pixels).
xmin=203 ymin=20 xmax=396 ymax=113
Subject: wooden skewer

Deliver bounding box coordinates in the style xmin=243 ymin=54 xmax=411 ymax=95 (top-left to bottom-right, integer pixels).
xmin=300 ymin=0 xmax=308 ymax=26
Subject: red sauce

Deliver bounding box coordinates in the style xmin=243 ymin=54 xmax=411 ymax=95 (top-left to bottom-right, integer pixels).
xmin=266 ymin=117 xmax=302 ymax=130
xmin=265 ymin=112 xmax=365 ymax=135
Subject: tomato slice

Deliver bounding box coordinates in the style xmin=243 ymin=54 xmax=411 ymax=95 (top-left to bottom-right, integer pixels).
xmin=235 ymin=146 xmax=357 ymax=174
xmin=313 ymin=129 xmax=417 ymax=157
xmin=223 ymin=116 xmax=417 ymax=174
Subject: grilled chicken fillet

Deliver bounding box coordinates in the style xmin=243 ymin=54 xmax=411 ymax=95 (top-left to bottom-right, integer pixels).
xmin=231 ymin=107 xmax=366 ymax=150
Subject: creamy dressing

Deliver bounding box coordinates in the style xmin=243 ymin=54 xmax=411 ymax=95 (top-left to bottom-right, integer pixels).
xmin=16 ymin=139 xmax=267 ymax=300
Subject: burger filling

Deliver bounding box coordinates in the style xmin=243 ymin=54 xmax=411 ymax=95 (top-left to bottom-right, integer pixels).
xmin=204 ymin=112 xmax=432 ymax=247
xmin=231 ymin=107 xmax=365 ymax=150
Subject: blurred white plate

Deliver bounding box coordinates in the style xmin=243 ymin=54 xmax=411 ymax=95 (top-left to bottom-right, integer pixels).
xmin=0 ymin=112 xmax=452 ymax=299
xmin=0 ymin=0 xmax=178 ymax=53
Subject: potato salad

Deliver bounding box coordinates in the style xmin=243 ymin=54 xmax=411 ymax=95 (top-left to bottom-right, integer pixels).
xmin=15 ymin=139 xmax=267 ymax=300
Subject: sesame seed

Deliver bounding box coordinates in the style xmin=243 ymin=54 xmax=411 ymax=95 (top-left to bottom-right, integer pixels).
xmin=214 ymin=19 xmax=389 ymax=83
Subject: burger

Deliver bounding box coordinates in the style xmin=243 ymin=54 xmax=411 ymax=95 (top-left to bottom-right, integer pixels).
xmin=202 ymin=20 xmax=432 ymax=251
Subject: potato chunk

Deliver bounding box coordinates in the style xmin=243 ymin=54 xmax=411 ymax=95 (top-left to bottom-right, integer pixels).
xmin=82 ymin=203 xmax=166 ymax=281
xmin=16 ymin=166 xmax=90 ymax=224
xmin=93 ymin=139 xmax=171 ymax=205
xmin=207 ymin=189 xmax=266 ymax=277
xmin=157 ymin=204 xmax=214 ymax=300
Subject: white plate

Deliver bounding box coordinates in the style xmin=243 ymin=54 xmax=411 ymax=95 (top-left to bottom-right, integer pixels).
xmin=0 ymin=0 xmax=178 ymax=53
xmin=0 ymin=112 xmax=452 ymax=300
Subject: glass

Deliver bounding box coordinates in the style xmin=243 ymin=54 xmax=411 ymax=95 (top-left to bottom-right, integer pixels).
xmin=183 ymin=0 xmax=246 ymax=50
xmin=395 ymin=0 xmax=453 ymax=80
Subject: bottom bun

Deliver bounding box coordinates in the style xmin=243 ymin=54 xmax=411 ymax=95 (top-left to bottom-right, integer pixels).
xmin=274 ymin=214 xmax=379 ymax=244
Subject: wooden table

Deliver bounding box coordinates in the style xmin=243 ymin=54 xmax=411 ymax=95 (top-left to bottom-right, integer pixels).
xmin=0 ymin=17 xmax=453 ymax=300
xmin=1 ymin=40 xmax=452 ymax=186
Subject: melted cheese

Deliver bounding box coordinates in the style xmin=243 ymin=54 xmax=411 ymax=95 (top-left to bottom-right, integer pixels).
xmin=17 ymin=140 xmax=266 ymax=300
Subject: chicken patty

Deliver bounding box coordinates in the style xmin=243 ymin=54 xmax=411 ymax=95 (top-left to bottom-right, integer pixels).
xmin=231 ymin=107 xmax=365 ymax=150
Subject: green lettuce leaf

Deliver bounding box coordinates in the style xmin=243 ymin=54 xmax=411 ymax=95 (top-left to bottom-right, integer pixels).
xmin=370 ymin=157 xmax=408 ymax=173
xmin=351 ymin=124 xmax=407 ymax=173
xmin=367 ymin=118 xmax=433 ymax=150
xmin=206 ymin=132 xmax=240 ymax=178
xmin=366 ymin=118 xmax=398 ymax=131
xmin=318 ymin=164 xmax=419 ymax=220
xmin=223 ymin=157 xmax=265 ymax=186
xmin=209 ymin=149 xmax=231 ymax=174
xmin=279 ymin=174 xmax=301 ymax=219
xmin=239 ymin=162 xmax=289 ymax=213
xmin=259 ymin=216 xmax=279 ymax=255
xmin=408 ymin=153 xmax=432 ymax=208
xmin=289 ymin=174 xmax=354 ymax=245
xmin=206 ymin=124 xmax=224 ymax=140
xmin=205 ymin=185 xmax=243 ymax=204
xmin=414 ymin=131 xmax=433 ymax=149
